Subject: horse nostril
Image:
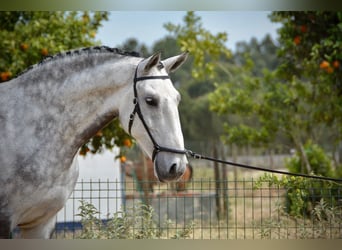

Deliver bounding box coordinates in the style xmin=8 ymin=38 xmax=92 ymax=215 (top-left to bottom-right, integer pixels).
xmin=156 ymin=161 xmax=185 ymax=182
xmin=169 ymin=163 xmax=177 ymax=175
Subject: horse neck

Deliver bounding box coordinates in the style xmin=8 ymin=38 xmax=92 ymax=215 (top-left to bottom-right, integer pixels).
xmin=57 ymin=54 xmax=139 ymax=149
xmin=3 ymin=52 xmax=140 ymax=158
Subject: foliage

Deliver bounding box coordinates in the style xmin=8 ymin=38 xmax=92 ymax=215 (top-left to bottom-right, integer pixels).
xmin=77 ymin=200 xmax=104 ymax=239
xmin=207 ymin=30 xmax=282 ymax=150
xmin=254 ymin=141 xmax=341 ymax=218
xmin=79 ymin=118 xmax=133 ymax=157
xmin=0 ymin=11 xmax=108 ymax=81
xmin=120 ymin=38 xmax=149 ymax=57
xmin=270 ymin=12 xmax=342 ymax=82
xmin=269 ymin=11 xmax=342 ymax=149
xmin=255 ymin=141 xmax=340 ymax=217
xmin=209 ymin=11 xmax=342 ymax=169
xmin=255 ymin=170 xmax=341 ymax=218
xmin=254 ymin=196 xmax=342 ymax=239
xmin=285 ymin=140 xmax=334 ymax=177
xmin=270 ymin=11 xmax=342 ymax=144
xmin=234 ymin=34 xmax=280 ymax=76
xmin=77 ymin=200 xmax=194 ymax=239
xmin=165 ymin=11 xmax=231 ymax=80
xmin=311 ymin=198 xmax=342 ymax=238
xmin=164 ymin=11 xmax=232 ymax=148
xmin=278 ymin=141 xmax=341 ymax=217
xmin=209 ymin=58 xmax=278 ymax=148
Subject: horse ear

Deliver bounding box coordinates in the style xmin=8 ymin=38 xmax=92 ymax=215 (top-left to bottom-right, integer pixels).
xmin=162 ymin=52 xmax=188 ymax=73
xmin=143 ymin=52 xmax=161 ymax=72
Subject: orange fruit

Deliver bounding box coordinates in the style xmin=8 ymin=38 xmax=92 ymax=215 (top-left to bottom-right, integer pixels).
xmin=332 ymin=60 xmax=340 ymax=69
xmin=300 ymin=25 xmax=307 ymax=33
xmin=123 ymin=139 xmax=132 ymax=148
xmin=0 ymin=71 xmax=11 ymax=81
xmin=120 ymin=156 xmax=127 ymax=163
xmin=293 ymin=36 xmax=301 ymax=45
xmin=95 ymin=130 xmax=103 ymax=137
xmin=20 ymin=43 xmax=29 ymax=51
xmin=319 ymin=60 xmax=330 ymax=69
xmin=41 ymin=48 xmax=49 ymax=56
xmin=326 ymin=66 xmax=334 ymax=74
xmin=79 ymin=147 xmax=90 ymax=156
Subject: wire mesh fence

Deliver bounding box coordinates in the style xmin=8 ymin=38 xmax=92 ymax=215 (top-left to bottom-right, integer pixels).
xmin=53 ymin=177 xmax=342 ymax=239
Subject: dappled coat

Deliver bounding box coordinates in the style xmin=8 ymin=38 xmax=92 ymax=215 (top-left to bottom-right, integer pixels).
xmin=124 ymin=157 xmax=193 ymax=192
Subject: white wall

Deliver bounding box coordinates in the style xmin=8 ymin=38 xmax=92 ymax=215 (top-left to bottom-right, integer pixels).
xmin=56 ymin=148 xmax=122 ymax=223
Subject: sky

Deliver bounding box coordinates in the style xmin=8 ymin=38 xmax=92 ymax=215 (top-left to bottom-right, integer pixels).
xmin=96 ymin=11 xmax=282 ymax=52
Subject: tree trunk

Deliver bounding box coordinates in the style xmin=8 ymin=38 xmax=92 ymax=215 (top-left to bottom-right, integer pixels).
xmin=269 ymin=148 xmax=274 ymax=170
xmin=292 ymin=136 xmax=312 ymax=174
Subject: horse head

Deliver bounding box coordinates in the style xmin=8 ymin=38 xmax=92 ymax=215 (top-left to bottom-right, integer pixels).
xmin=120 ymin=52 xmax=188 ymax=182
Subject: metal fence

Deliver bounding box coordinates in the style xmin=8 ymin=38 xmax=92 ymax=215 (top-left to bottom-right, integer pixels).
xmin=53 ymin=177 xmax=342 ymax=239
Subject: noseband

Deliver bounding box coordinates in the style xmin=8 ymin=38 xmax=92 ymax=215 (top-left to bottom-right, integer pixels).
xmin=128 ymin=63 xmax=188 ymax=162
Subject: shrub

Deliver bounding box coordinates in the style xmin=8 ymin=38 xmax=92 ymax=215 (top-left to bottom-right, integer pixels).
xmin=280 ymin=141 xmax=342 ymax=216
xmin=286 ymin=140 xmax=334 ymax=177
xmin=76 ymin=200 xmax=194 ymax=239
xmin=255 ymin=173 xmax=341 ymax=217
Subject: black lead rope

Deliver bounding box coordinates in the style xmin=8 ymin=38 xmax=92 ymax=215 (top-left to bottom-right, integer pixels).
xmin=185 ymin=150 xmax=342 ymax=183
xmin=129 ymin=63 xmax=342 ymax=184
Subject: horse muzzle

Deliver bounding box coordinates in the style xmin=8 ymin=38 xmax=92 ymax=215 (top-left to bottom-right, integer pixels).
xmin=154 ymin=156 xmax=187 ymax=182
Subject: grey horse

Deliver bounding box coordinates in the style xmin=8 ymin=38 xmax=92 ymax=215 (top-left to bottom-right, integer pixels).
xmin=0 ymin=46 xmax=188 ymax=238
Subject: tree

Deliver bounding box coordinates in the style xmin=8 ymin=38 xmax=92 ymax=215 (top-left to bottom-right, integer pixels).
xmin=164 ymin=11 xmax=231 ymax=80
xmin=234 ymin=34 xmax=279 ymax=76
xmin=209 ymin=11 xmax=342 ymax=174
xmin=270 ymin=12 xmax=342 ymax=132
xmin=0 ymin=11 xmax=108 ymax=81
xmin=120 ymin=38 xmax=149 ymax=57
xmin=165 ymin=11 xmax=232 ymax=151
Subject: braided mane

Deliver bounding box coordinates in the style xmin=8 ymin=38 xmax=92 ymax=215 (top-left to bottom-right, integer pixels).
xmin=17 ymin=46 xmax=141 ymax=78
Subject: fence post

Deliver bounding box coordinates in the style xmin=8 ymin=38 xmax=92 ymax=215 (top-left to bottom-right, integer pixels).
xmin=232 ymin=143 xmax=238 ymax=180
xmin=220 ymin=143 xmax=228 ymax=220
xmin=213 ymin=143 xmax=223 ymax=221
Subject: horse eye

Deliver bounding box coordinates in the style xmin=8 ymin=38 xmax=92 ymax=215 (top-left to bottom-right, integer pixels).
xmin=145 ymin=97 xmax=158 ymax=107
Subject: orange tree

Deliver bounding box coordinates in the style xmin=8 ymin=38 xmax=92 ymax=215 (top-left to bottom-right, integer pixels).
xmin=210 ymin=12 xmax=342 ymax=217
xmin=209 ymin=11 xmax=342 ymax=173
xmin=0 ymin=11 xmax=133 ymax=156
xmin=0 ymin=12 xmax=108 ymax=80
xmin=271 ymin=11 xmax=342 ymax=127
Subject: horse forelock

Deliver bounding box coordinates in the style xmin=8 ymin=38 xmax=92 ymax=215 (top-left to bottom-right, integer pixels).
xmin=15 ymin=46 xmax=141 ymax=79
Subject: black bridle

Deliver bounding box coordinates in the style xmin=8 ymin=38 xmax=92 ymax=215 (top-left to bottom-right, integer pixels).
xmin=128 ymin=63 xmax=188 ymax=162
xmin=127 ymin=63 xmax=342 ymax=183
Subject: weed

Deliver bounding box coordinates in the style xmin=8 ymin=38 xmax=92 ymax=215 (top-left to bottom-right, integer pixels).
xmin=76 ymin=200 xmax=194 ymax=239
